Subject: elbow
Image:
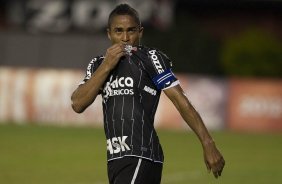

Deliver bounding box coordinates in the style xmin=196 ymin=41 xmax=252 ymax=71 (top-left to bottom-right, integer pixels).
xmin=71 ymin=89 xmax=94 ymax=113
xmin=71 ymin=95 xmax=85 ymax=113
xmin=71 ymin=102 xmax=85 ymax=113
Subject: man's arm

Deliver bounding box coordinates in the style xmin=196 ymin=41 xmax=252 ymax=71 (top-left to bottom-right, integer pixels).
xmin=164 ymin=85 xmax=225 ymax=178
xmin=71 ymin=44 xmax=125 ymax=113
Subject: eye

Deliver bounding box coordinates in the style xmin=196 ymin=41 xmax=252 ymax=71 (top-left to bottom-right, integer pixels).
xmin=128 ymin=28 xmax=137 ymax=33
xmin=114 ymin=28 xmax=123 ymax=33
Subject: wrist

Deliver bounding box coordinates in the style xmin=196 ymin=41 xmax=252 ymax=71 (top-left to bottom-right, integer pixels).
xmin=202 ymin=139 xmax=215 ymax=147
xmin=100 ymin=61 xmax=113 ymax=73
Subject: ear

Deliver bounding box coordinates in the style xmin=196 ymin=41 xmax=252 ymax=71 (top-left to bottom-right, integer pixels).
xmin=139 ymin=27 xmax=144 ymax=39
xmin=107 ymin=28 xmax=111 ymax=41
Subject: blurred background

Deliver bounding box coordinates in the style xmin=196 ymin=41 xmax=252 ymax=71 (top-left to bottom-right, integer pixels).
xmin=0 ymin=0 xmax=281 ymax=131
xmin=0 ymin=0 xmax=282 ymax=184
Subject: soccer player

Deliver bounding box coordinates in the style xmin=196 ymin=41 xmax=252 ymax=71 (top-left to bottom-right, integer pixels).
xmin=71 ymin=3 xmax=225 ymax=184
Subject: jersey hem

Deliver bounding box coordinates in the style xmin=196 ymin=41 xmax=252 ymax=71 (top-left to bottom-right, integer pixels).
xmin=107 ymin=155 xmax=164 ymax=164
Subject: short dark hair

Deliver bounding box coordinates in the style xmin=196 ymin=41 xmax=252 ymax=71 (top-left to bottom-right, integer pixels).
xmin=108 ymin=4 xmax=141 ymax=28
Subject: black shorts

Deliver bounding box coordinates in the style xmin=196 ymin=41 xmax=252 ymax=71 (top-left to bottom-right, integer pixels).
xmin=107 ymin=157 xmax=163 ymax=184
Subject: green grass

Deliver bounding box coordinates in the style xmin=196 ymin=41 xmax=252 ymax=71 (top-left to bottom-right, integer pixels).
xmin=0 ymin=123 xmax=281 ymax=184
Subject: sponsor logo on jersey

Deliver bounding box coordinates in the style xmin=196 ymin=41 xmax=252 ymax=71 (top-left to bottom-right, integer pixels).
xmin=149 ymin=50 xmax=164 ymax=74
xmin=85 ymin=57 xmax=103 ymax=80
xmin=107 ymin=136 xmax=131 ymax=154
xmin=103 ymin=75 xmax=134 ymax=100
xmin=85 ymin=58 xmax=97 ymax=80
xmin=143 ymin=85 xmax=157 ymax=96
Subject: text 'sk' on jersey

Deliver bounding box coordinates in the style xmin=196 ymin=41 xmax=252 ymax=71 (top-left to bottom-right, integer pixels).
xmin=81 ymin=45 xmax=179 ymax=163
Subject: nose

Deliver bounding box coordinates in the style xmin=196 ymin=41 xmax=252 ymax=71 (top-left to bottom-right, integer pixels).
xmin=122 ymin=32 xmax=129 ymax=43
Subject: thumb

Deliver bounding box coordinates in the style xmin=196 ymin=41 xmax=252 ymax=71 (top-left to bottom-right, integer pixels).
xmin=205 ymin=159 xmax=211 ymax=173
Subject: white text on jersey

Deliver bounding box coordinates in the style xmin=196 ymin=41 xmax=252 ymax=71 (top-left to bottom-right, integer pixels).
xmin=143 ymin=85 xmax=157 ymax=96
xmin=85 ymin=58 xmax=97 ymax=80
xmin=103 ymin=76 xmax=134 ymax=100
xmin=107 ymin=136 xmax=131 ymax=154
xmin=149 ymin=50 xmax=164 ymax=74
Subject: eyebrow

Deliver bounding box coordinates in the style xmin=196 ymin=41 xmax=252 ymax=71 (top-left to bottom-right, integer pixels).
xmin=113 ymin=26 xmax=139 ymax=31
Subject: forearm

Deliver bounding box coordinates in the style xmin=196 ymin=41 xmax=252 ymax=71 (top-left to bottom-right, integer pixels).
xmin=164 ymin=86 xmax=213 ymax=146
xmin=176 ymin=98 xmax=213 ymax=146
xmin=71 ymin=62 xmax=111 ymax=113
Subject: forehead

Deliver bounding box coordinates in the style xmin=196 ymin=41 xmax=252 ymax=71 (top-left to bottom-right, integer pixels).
xmin=110 ymin=15 xmax=139 ymax=29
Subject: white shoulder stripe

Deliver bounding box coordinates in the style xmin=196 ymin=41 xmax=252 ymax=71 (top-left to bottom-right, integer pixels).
xmin=157 ymin=73 xmax=173 ymax=83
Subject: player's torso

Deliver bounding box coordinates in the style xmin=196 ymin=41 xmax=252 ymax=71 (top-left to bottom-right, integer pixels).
xmin=101 ymin=51 xmax=163 ymax=162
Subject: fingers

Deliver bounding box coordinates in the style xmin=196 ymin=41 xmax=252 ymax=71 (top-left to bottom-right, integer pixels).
xmin=213 ymin=169 xmax=222 ymax=178
xmin=107 ymin=43 xmax=134 ymax=58
xmin=211 ymin=156 xmax=225 ymax=178
xmin=205 ymin=151 xmax=225 ymax=179
xmin=213 ymin=170 xmax=219 ymax=178
xmin=203 ymin=143 xmax=225 ymax=179
xmin=107 ymin=44 xmax=126 ymax=58
xmin=104 ymin=44 xmax=126 ymax=70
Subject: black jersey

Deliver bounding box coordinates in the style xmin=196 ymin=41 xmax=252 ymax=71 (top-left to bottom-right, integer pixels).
xmin=81 ymin=45 xmax=179 ymax=163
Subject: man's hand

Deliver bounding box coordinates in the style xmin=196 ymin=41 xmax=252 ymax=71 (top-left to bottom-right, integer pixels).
xmin=103 ymin=43 xmax=126 ymax=70
xmin=203 ymin=140 xmax=225 ymax=178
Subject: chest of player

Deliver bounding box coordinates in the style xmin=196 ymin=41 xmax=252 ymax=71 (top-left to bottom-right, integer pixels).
xmin=101 ymin=56 xmax=157 ymax=99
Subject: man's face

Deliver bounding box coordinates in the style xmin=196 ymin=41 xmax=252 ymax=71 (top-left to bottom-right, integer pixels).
xmin=107 ymin=15 xmax=143 ymax=46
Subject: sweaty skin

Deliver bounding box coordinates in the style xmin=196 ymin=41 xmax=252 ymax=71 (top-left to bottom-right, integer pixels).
xmin=71 ymin=14 xmax=225 ymax=178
